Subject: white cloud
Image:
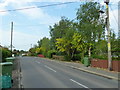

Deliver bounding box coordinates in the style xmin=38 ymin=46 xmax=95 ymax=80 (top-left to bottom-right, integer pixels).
xmin=0 ymin=0 xmax=61 ymax=25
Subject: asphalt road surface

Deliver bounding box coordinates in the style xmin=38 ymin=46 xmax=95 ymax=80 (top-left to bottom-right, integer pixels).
xmin=20 ymin=56 xmax=118 ymax=88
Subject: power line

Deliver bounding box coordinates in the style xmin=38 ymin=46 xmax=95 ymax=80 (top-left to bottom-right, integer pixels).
xmin=0 ymin=2 xmax=76 ymax=13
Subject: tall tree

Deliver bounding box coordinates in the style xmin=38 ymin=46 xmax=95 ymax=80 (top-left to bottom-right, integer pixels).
xmin=76 ymin=2 xmax=104 ymax=57
xmin=49 ymin=16 xmax=76 ymax=50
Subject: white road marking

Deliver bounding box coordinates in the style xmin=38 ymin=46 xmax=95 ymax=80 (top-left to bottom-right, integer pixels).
xmin=70 ymin=79 xmax=89 ymax=88
xmin=37 ymin=62 xmax=40 ymax=64
xmin=44 ymin=65 xmax=56 ymax=72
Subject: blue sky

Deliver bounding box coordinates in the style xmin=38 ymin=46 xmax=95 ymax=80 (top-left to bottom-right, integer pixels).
xmin=0 ymin=0 xmax=119 ymax=51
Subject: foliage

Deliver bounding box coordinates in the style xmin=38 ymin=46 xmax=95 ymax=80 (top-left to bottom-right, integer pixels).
xmin=91 ymin=54 xmax=108 ymax=60
xmin=29 ymin=48 xmax=36 ymax=56
xmin=93 ymin=40 xmax=107 ymax=55
xmin=71 ymin=33 xmax=86 ymax=51
xmin=1 ymin=48 xmax=11 ymax=62
xmin=76 ymin=2 xmax=105 ymax=57
xmin=35 ymin=48 xmax=41 ymax=54
xmin=72 ymin=54 xmax=81 ymax=61
xmin=47 ymin=50 xmax=57 ymax=58
xmin=49 ymin=17 xmax=76 ymax=50
xmin=28 ymin=2 xmax=119 ymax=62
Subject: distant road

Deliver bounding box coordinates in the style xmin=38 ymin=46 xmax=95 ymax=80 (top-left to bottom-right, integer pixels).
xmin=20 ymin=56 xmax=118 ymax=88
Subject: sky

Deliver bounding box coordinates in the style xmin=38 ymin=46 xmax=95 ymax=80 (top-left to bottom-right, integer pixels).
xmin=0 ymin=0 xmax=119 ymax=51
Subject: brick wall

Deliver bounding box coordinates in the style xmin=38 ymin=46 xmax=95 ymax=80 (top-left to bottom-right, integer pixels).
xmin=91 ymin=59 xmax=120 ymax=72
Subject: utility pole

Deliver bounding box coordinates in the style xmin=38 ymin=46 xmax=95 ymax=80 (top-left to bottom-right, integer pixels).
xmin=104 ymin=0 xmax=112 ymax=71
xmin=10 ymin=22 xmax=13 ymax=56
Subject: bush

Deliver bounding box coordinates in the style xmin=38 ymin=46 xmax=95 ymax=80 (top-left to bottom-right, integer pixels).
xmin=42 ymin=52 xmax=48 ymax=57
xmin=64 ymin=55 xmax=71 ymax=61
xmin=92 ymin=54 xmax=107 ymax=60
xmin=47 ymin=50 xmax=56 ymax=58
xmin=112 ymin=56 xmax=120 ymax=60
xmin=1 ymin=48 xmax=11 ymax=62
xmin=72 ymin=54 xmax=81 ymax=61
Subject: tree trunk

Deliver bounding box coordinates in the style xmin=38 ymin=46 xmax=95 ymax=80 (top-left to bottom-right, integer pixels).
xmin=88 ymin=46 xmax=91 ymax=57
xmin=71 ymin=49 xmax=75 ymax=59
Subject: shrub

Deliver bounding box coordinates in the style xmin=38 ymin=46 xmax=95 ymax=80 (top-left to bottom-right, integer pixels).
xmin=2 ymin=48 xmax=11 ymax=62
xmin=72 ymin=54 xmax=81 ymax=61
xmin=64 ymin=55 xmax=71 ymax=61
xmin=91 ymin=54 xmax=107 ymax=60
xmin=42 ymin=51 xmax=48 ymax=57
xmin=47 ymin=50 xmax=57 ymax=58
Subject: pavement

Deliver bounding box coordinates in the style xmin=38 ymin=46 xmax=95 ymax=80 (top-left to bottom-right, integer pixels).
xmin=19 ymin=56 xmax=119 ymax=88
xmin=11 ymin=57 xmax=21 ymax=88
xmin=43 ymin=57 xmax=119 ymax=81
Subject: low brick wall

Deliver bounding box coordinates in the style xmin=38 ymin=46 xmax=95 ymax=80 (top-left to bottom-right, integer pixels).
xmin=91 ymin=59 xmax=120 ymax=72
xmin=52 ymin=55 xmax=64 ymax=61
xmin=112 ymin=60 xmax=120 ymax=72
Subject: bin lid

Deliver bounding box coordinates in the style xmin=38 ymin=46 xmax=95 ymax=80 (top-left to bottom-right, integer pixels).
xmin=6 ymin=57 xmax=15 ymax=60
xmin=0 ymin=62 xmax=13 ymax=65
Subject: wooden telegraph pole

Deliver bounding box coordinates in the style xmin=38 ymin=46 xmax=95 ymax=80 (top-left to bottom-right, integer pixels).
xmin=104 ymin=0 xmax=112 ymax=71
xmin=10 ymin=22 xmax=13 ymax=56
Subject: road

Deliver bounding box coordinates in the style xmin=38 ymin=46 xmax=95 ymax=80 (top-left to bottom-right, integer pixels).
xmin=20 ymin=56 xmax=118 ymax=88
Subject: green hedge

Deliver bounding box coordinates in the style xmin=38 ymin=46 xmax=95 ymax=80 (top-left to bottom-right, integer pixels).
xmin=92 ymin=54 xmax=120 ymax=61
xmin=1 ymin=48 xmax=11 ymax=62
xmin=91 ymin=54 xmax=107 ymax=60
xmin=64 ymin=55 xmax=71 ymax=61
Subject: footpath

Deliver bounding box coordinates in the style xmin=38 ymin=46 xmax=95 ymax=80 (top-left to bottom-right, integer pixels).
xmin=44 ymin=58 xmax=119 ymax=81
xmin=11 ymin=57 xmax=21 ymax=88
xmin=63 ymin=61 xmax=119 ymax=81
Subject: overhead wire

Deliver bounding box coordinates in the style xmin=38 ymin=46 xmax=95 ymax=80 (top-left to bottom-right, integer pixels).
xmin=0 ymin=2 xmax=77 ymax=13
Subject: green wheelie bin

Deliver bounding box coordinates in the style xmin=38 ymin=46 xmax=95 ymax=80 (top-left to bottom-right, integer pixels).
xmin=84 ymin=57 xmax=90 ymax=67
xmin=5 ymin=57 xmax=15 ymax=63
xmin=0 ymin=75 xmax=12 ymax=88
xmin=0 ymin=62 xmax=13 ymax=77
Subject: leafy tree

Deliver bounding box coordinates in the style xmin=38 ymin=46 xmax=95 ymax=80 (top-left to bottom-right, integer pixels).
xmin=35 ymin=48 xmax=41 ymax=54
xmin=71 ymin=32 xmax=86 ymax=59
xmin=39 ymin=37 xmax=50 ymax=57
xmin=76 ymin=2 xmax=105 ymax=57
xmin=56 ymin=32 xmax=86 ymax=60
xmin=29 ymin=48 xmax=36 ymax=56
xmin=49 ymin=16 xmax=76 ymax=50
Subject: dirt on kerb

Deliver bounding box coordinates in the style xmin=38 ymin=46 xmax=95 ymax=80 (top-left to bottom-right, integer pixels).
xmin=12 ymin=57 xmax=20 ymax=88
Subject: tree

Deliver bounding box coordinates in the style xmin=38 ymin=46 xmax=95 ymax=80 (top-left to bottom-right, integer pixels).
xmin=71 ymin=32 xmax=86 ymax=59
xmin=29 ymin=48 xmax=36 ymax=56
xmin=76 ymin=2 xmax=105 ymax=57
xmin=55 ymin=32 xmax=85 ymax=60
xmin=49 ymin=16 xmax=77 ymax=50
xmin=56 ymin=37 xmax=73 ymax=60
xmin=39 ymin=37 xmax=50 ymax=57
